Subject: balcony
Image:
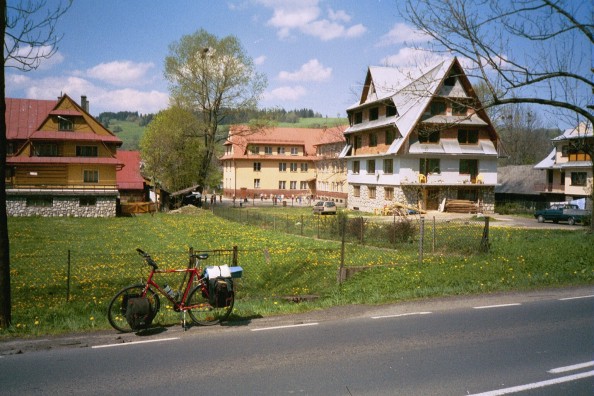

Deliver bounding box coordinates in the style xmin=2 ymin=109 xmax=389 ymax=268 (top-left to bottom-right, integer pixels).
xmin=534 ymin=183 xmax=565 ymax=193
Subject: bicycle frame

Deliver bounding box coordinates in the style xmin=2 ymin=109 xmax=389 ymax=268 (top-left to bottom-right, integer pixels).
xmin=142 ymin=265 xmax=208 ymax=312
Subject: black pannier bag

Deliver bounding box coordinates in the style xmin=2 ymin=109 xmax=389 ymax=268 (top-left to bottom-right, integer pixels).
xmin=209 ymin=277 xmax=233 ymax=308
xmin=125 ymin=296 xmax=154 ymax=330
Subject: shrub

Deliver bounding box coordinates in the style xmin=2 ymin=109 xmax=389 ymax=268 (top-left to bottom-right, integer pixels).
xmin=385 ymin=218 xmax=415 ymax=244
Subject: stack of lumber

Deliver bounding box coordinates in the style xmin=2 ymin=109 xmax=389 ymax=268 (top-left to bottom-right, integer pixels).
xmin=385 ymin=202 xmax=426 ymax=216
xmin=444 ymin=199 xmax=477 ymax=213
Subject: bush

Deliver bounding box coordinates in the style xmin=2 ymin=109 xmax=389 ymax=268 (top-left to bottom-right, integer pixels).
xmin=385 ymin=218 xmax=415 ymax=244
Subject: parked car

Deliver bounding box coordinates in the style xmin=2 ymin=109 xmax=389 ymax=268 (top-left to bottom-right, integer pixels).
xmin=313 ymin=201 xmax=337 ymax=215
xmin=534 ymin=204 xmax=590 ymax=225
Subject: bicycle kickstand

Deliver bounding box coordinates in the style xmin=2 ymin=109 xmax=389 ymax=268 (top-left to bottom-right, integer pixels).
xmin=182 ymin=310 xmax=187 ymax=331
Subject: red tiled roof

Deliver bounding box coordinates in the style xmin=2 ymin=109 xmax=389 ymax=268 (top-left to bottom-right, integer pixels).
xmin=220 ymin=125 xmax=347 ymax=160
xmin=6 ymin=98 xmax=57 ymax=139
xmin=7 ymin=156 xmax=123 ymax=165
xmin=116 ymin=150 xmax=145 ymax=190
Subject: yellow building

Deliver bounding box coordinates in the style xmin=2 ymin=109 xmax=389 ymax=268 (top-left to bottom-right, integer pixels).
xmin=6 ymin=95 xmax=123 ymax=217
xmin=220 ymin=125 xmax=346 ymax=204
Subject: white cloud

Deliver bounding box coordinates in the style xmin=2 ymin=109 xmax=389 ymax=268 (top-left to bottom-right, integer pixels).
xmin=4 ymin=45 xmax=65 ymax=70
xmin=86 ymin=61 xmax=154 ymax=86
xmin=263 ymin=85 xmax=307 ymax=101
xmin=257 ymin=0 xmax=366 ymax=41
xmin=9 ymin=73 xmax=169 ymax=114
xmin=278 ymin=59 xmax=331 ymax=82
xmin=377 ymin=23 xmax=430 ymax=47
xmin=254 ymin=55 xmax=267 ymax=65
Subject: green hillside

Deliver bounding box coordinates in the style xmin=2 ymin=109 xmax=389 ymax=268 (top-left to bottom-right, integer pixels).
xmin=108 ymin=117 xmax=349 ymax=150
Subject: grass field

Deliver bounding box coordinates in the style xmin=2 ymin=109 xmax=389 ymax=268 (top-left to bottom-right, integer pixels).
xmin=2 ymin=209 xmax=593 ymax=338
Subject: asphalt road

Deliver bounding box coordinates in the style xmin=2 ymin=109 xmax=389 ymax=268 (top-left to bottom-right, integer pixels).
xmin=1 ymin=287 xmax=592 ymax=395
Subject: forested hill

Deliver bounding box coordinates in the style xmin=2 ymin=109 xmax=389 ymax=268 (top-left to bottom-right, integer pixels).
xmin=98 ymin=107 xmax=346 ymax=150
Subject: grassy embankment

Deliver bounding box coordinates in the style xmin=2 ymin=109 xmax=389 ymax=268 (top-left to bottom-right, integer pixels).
xmin=2 ymin=206 xmax=593 ymax=338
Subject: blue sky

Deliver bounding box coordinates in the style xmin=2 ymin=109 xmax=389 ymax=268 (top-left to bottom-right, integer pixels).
xmin=6 ymin=0 xmax=442 ymax=117
xmin=5 ymin=0 xmax=591 ymax=130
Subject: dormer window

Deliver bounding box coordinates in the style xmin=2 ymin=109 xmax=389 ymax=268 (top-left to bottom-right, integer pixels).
xmin=430 ymin=101 xmax=446 ymax=115
xmin=419 ymin=130 xmax=440 ymax=143
xmin=369 ymin=107 xmax=379 ymax=121
xmin=354 ymin=112 xmax=363 ymax=124
xmin=386 ymin=104 xmax=397 ymax=117
xmin=58 ymin=116 xmax=74 ymax=131
xmin=444 ymin=76 xmax=456 ymax=86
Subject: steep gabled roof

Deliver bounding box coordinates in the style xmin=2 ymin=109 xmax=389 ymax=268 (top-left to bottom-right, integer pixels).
xmin=6 ymin=95 xmax=122 ymax=145
xmin=345 ymin=58 xmax=498 ymax=155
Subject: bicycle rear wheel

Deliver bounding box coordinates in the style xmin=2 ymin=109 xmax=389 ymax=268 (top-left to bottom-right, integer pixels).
xmin=186 ymin=284 xmax=234 ymax=325
xmin=107 ymin=284 xmax=160 ymax=332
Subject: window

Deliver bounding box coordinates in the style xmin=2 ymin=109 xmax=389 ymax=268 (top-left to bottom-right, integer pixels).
xmin=76 ymin=145 xmax=98 ymax=157
xmin=353 ymin=160 xmax=360 ymax=174
xmin=369 ymin=133 xmax=377 ymax=147
xmin=300 ymin=181 xmax=308 ymax=189
xmin=291 ymin=147 xmax=298 ymax=155
xmin=430 ymin=101 xmax=446 ymax=115
xmin=253 ymin=162 xmax=261 ymax=171
xmin=250 ymin=146 xmax=259 ymax=154
xmin=383 ymin=159 xmax=394 ymax=174
xmin=418 ymin=130 xmax=440 ymax=143
xmin=459 ymin=159 xmax=478 ymax=176
xmin=458 ymin=130 xmax=478 ymax=144
xmin=354 ymin=112 xmax=363 ymax=124
xmin=420 ymin=158 xmax=440 ymax=175
xmin=58 ymin=116 xmax=74 ymax=131
xmin=367 ymin=160 xmax=375 ymax=174
xmin=35 ymin=143 xmax=58 ymax=157
xmin=277 ymin=147 xmax=285 ymax=154
xmin=289 ymin=163 xmax=297 ymax=172
xmin=278 ymin=181 xmax=286 ymax=189
xmin=568 ymin=150 xmax=590 ymax=162
xmin=385 ymin=187 xmax=394 ymax=201
xmin=264 ymin=146 xmax=272 ymax=154
xmin=444 ymin=76 xmax=456 ymax=86
xmin=79 ymin=197 xmax=97 ymax=207
xmin=83 ymin=169 xmax=99 ymax=183
xmin=369 ymin=107 xmax=379 ymax=121
xmin=386 ymin=104 xmax=397 ymax=117
xmin=254 ymin=179 xmax=260 ymax=188
xmin=26 ymin=196 xmax=53 ymax=207
xmin=279 ymin=163 xmax=287 ymax=172
xmin=290 ymin=181 xmax=297 ymax=189
xmin=353 ymin=185 xmax=360 ymax=197
xmin=452 ymin=102 xmax=467 ymax=116
xmin=385 ymin=129 xmax=395 ymax=145
xmin=300 ymin=163 xmax=308 ymax=172
xmin=571 ymin=172 xmax=587 ymax=186
xmin=368 ymin=186 xmax=376 ymax=199
xmin=561 ymin=146 xmax=569 ymax=157
xmin=354 ymin=136 xmax=362 ymax=149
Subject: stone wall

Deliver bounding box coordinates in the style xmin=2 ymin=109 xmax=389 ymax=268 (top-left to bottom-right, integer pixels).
xmin=7 ymin=196 xmax=117 ymax=217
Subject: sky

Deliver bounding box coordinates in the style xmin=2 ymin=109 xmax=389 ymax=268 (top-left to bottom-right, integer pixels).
xmin=5 ymin=0 xmax=592 ymax=129
xmin=5 ymin=0 xmax=444 ymax=118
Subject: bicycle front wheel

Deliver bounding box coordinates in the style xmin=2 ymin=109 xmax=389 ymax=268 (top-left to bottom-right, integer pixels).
xmin=186 ymin=284 xmax=234 ymax=326
xmin=107 ymin=284 xmax=160 ymax=332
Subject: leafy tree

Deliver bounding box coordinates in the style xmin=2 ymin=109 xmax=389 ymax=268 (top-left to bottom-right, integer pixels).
xmin=1 ymin=0 xmax=71 ymax=329
xmin=164 ymin=29 xmax=267 ymax=188
xmin=401 ymin=0 xmax=594 ymax=229
xmin=140 ymin=107 xmax=205 ymax=192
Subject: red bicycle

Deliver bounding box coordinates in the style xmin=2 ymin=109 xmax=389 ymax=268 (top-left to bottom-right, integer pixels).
xmin=107 ymin=248 xmax=235 ymax=332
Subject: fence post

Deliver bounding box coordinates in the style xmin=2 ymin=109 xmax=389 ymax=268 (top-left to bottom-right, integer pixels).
xmin=66 ymin=249 xmax=71 ymax=302
xmin=339 ymin=215 xmax=346 ymax=285
xmin=360 ymin=216 xmax=364 ymax=244
xmin=432 ymin=216 xmax=436 ymax=253
xmin=232 ymin=245 xmax=238 ymax=266
xmin=317 ymin=215 xmax=320 ymax=239
xmin=301 ymin=214 xmax=304 ymax=236
xmin=418 ymin=217 xmax=424 ymax=264
xmin=480 ymin=217 xmax=490 ymax=253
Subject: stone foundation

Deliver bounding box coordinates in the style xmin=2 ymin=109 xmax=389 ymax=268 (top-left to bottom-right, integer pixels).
xmin=7 ymin=196 xmax=117 ymax=217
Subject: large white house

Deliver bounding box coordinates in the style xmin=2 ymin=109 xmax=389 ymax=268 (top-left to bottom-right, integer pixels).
xmin=342 ymin=58 xmax=501 ymax=213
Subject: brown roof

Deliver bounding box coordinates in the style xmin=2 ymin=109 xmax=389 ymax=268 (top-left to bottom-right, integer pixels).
xmin=220 ymin=125 xmax=346 ymax=160
xmin=116 ymin=150 xmax=145 ymax=190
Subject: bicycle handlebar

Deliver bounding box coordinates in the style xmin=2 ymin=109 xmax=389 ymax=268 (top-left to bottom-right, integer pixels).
xmin=136 ymin=248 xmax=158 ymax=269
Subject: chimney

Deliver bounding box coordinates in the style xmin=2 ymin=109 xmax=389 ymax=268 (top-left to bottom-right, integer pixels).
xmin=81 ymin=95 xmax=89 ymax=112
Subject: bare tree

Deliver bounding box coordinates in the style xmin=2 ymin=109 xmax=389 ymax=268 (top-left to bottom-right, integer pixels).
xmin=1 ymin=0 xmax=71 ymax=328
xmin=401 ymin=0 xmax=594 ymax=228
